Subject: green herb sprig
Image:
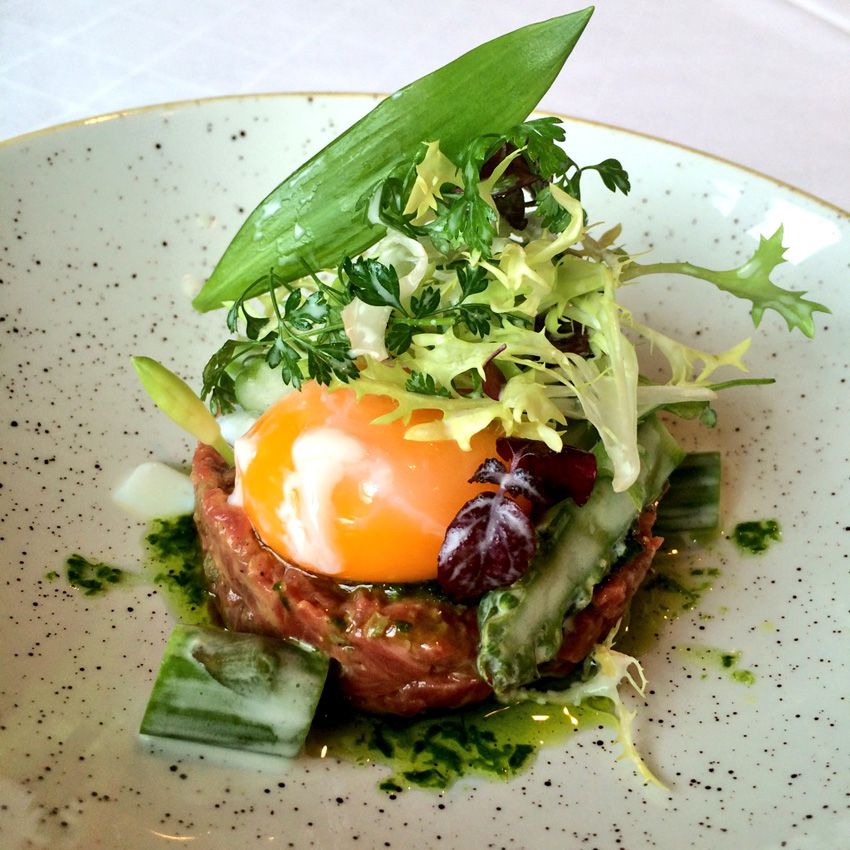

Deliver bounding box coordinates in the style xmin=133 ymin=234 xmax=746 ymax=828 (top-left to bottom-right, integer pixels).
xmin=378 ymin=116 xmax=630 ymax=258
xmin=202 ymin=270 xmax=359 ymax=414
xmin=339 ymin=256 xmax=511 ymax=357
xmin=197 ymin=116 xmax=631 ymax=414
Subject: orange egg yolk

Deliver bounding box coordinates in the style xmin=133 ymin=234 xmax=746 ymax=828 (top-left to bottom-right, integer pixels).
xmin=232 ymin=381 xmax=500 ymax=583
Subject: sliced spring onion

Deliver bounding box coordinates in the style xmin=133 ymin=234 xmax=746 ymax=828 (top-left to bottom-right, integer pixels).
xmin=140 ymin=625 xmax=329 ymax=758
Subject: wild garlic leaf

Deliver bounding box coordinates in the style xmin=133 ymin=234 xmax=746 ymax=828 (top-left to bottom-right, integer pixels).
xmin=193 ymin=9 xmax=594 ymax=311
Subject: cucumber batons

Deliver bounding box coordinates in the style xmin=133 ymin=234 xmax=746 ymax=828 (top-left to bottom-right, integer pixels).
xmin=140 ymin=624 xmax=329 ymax=759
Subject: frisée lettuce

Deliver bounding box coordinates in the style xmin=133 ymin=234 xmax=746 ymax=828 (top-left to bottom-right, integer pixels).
xmin=197 ymin=127 xmax=827 ymax=494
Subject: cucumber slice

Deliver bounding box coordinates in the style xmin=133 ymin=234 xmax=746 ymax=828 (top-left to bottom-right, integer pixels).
xmin=140 ymin=625 xmax=329 ymax=758
xmin=477 ymin=415 xmax=685 ymax=693
xmin=234 ymin=357 xmax=293 ymax=413
xmin=655 ymin=451 xmax=721 ymax=533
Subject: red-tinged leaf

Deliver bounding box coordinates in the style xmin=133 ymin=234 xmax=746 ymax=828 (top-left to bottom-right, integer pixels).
xmin=481 ymin=347 xmax=507 ymax=400
xmin=497 ymin=437 xmax=596 ymax=507
xmin=438 ymin=493 xmax=536 ymax=602
xmin=470 ymin=457 xmax=546 ymax=503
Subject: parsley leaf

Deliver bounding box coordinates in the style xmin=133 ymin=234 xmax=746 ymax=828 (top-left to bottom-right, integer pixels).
xmin=456 ymin=262 xmax=489 ymax=299
xmin=410 ymin=286 xmax=441 ymax=319
xmin=427 ymin=189 xmax=498 ymax=257
xmin=458 ymin=304 xmax=500 ymax=337
xmin=507 ymin=117 xmax=569 ymax=178
xmin=406 ymin=370 xmax=453 ymax=398
xmin=585 ymin=158 xmax=631 ymax=195
xmin=201 ymin=267 xmax=359 ymax=411
xmin=202 ymin=339 xmax=248 ymax=415
xmin=535 ymin=183 xmax=574 ymax=233
xmin=340 ymin=256 xmax=407 ymax=313
xmin=386 ymin=322 xmax=416 ymax=356
xmin=378 ymin=176 xmax=421 ymax=239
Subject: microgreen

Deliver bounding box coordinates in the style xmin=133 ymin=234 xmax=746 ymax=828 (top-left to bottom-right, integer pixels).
xmin=496 ymin=437 xmax=597 ymax=510
xmin=437 ymin=490 xmax=536 ymax=603
xmin=437 ymin=439 xmax=598 ymax=601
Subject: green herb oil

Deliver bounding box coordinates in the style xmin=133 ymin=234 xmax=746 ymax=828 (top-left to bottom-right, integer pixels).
xmin=305 ymin=694 xmax=616 ymax=792
xmin=731 ymin=519 xmax=781 ymax=554
xmin=617 ymin=542 xmax=719 ymax=658
xmin=144 ymin=515 xmax=213 ymax=626
xmin=674 ymin=644 xmax=756 ymax=686
xmin=65 ymin=553 xmax=127 ymax=596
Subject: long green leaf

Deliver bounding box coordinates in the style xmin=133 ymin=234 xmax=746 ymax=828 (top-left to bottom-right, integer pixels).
xmin=193 ymin=9 xmax=594 ymax=312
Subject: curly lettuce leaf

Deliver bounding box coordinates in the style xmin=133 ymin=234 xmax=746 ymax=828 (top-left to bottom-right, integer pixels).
xmin=621 ymin=226 xmax=830 ymax=337
xmin=623 ymin=316 xmax=752 ymax=386
xmin=498 ymin=633 xmax=665 ymax=788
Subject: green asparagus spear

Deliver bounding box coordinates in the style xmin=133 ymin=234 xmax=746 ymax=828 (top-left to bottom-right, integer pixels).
xmin=132 ymin=356 xmax=234 ymax=465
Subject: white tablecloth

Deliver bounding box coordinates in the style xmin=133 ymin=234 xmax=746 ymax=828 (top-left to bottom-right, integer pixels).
xmin=2 ymin=0 xmax=848 ymax=210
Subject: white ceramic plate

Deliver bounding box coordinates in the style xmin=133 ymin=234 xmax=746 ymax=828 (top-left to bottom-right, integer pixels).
xmin=1 ymin=95 xmax=848 ymax=850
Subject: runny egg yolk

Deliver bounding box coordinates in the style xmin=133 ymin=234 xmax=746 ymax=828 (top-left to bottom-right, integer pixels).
xmin=232 ymin=381 xmax=500 ymax=583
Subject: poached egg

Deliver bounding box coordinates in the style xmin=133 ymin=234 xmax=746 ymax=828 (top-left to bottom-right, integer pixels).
xmin=231 ymin=381 xmax=499 ymax=583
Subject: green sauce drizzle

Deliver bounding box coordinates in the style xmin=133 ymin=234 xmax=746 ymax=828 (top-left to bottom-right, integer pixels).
xmin=731 ymin=519 xmax=781 ymax=554
xmin=65 ymin=554 xmax=127 ymax=596
xmin=674 ymin=645 xmax=756 ymax=685
xmin=144 ymin=515 xmax=213 ymax=626
xmin=617 ymin=542 xmax=720 ymax=657
xmin=306 ymin=694 xmax=614 ymax=792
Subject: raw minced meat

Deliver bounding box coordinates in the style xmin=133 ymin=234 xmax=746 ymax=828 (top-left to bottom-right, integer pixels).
xmin=191 ymin=442 xmax=662 ymax=716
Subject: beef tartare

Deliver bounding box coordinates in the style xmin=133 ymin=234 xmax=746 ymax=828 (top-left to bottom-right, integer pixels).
xmin=192 ymin=441 xmax=662 ymax=716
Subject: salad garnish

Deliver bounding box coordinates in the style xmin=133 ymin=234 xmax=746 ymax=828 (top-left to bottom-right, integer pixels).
xmin=196 ymin=120 xmax=827 ymax=498
xmin=438 ymin=438 xmax=597 ymax=601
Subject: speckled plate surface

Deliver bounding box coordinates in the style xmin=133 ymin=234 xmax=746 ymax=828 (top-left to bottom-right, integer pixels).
xmin=1 ymin=94 xmax=848 ymax=850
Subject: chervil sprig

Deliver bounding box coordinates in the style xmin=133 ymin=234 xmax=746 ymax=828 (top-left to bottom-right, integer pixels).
xmin=201 ymin=269 xmax=358 ymax=414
